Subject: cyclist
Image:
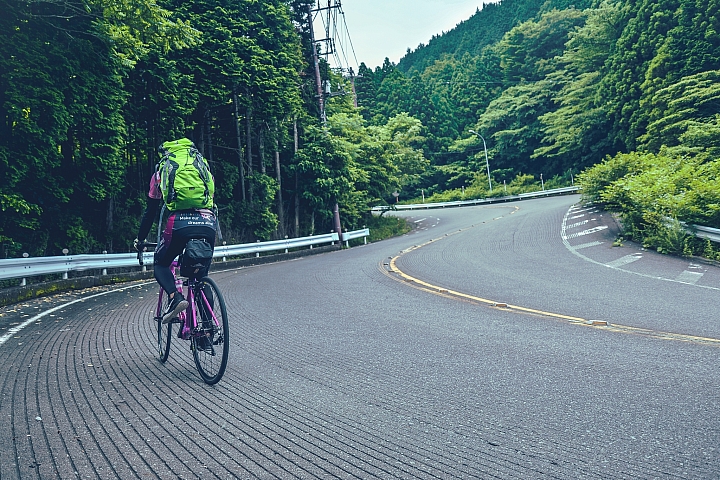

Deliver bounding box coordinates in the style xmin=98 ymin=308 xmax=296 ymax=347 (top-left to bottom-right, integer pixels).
xmin=134 ymin=138 xmax=217 ymax=324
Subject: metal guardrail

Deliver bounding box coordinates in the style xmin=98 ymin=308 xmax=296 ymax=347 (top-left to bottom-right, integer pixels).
xmin=690 ymin=225 xmax=720 ymax=243
xmin=370 ymin=186 xmax=580 ymax=212
xmin=0 ymin=229 xmax=370 ymax=283
xmin=341 ymin=228 xmax=370 ymax=246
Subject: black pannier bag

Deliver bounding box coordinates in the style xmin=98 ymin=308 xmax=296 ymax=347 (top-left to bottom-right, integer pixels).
xmin=180 ymin=239 xmax=213 ymax=278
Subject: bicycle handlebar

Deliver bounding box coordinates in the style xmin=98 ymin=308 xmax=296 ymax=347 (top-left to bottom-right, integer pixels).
xmin=136 ymin=242 xmax=157 ymax=266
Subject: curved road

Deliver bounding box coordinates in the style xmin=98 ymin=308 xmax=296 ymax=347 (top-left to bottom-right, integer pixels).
xmin=1 ymin=195 xmax=718 ymax=479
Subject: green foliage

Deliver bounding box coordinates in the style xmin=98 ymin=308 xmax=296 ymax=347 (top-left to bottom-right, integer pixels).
xmin=397 ymin=0 xmax=593 ymax=74
xmin=534 ymin=2 xmax=625 ymax=171
xmin=496 ymin=8 xmax=587 ymax=82
xmin=578 ymin=150 xmax=720 ymax=255
xmin=576 ymin=152 xmax=650 ymax=207
xmin=327 ymin=111 xmax=429 ymax=208
xmin=408 ymin=171 xmax=559 ymax=204
xmin=291 ymin=125 xmax=356 ymax=230
xmin=601 ymin=0 xmax=720 ymax=151
xmin=238 ymin=172 xmax=279 ymax=240
xmin=364 ymin=214 xmax=412 ymax=243
xmin=640 ymin=70 xmax=720 ymax=157
xmin=91 ymin=0 xmax=202 ymax=66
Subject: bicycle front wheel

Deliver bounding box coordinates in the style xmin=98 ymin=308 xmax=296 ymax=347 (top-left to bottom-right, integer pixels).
xmin=154 ymin=290 xmax=172 ymax=363
xmin=157 ymin=316 xmax=172 ymax=363
xmin=191 ymin=277 xmax=229 ymax=384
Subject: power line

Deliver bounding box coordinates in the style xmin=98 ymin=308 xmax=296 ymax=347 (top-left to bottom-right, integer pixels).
xmin=312 ymin=1 xmax=358 ymax=75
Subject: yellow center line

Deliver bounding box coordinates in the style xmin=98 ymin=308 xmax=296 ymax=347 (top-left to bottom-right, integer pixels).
xmin=388 ymin=256 xmax=586 ymax=323
xmin=383 ymin=210 xmax=720 ymax=347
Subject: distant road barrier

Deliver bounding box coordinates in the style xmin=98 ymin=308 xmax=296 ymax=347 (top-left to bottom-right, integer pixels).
xmin=371 ymin=186 xmax=580 ymax=212
xmin=0 ymin=229 xmax=370 ymax=284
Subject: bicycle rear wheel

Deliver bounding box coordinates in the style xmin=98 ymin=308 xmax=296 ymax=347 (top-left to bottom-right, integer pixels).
xmin=191 ymin=277 xmax=229 ymax=384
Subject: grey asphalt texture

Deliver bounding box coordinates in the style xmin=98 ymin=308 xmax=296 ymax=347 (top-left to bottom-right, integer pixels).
xmin=0 ymin=195 xmax=718 ymax=479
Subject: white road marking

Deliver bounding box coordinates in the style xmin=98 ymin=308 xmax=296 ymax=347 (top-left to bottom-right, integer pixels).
xmin=675 ymin=271 xmax=704 ymax=285
xmin=571 ymin=241 xmax=603 ymax=250
xmin=562 ymin=205 xmax=720 ymax=291
xmin=606 ymin=254 xmax=642 ymax=268
xmin=563 ymin=226 xmax=608 ymax=240
xmin=566 ymin=220 xmax=590 ymax=229
xmin=414 ymin=218 xmax=427 ymax=223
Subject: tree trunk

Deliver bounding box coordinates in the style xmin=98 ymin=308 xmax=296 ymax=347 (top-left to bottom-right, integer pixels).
xmin=233 ymin=92 xmax=246 ymax=202
xmin=275 ymin=128 xmax=284 ymax=237
xmin=246 ymin=106 xmax=253 ymax=203
xmin=206 ymin=108 xmax=213 ymax=163
xmin=197 ymin=108 xmax=206 ymax=154
xmin=259 ymin=128 xmax=266 ymax=175
xmin=106 ymin=195 xmax=114 ymax=252
xmin=294 ymin=118 xmax=300 ymax=237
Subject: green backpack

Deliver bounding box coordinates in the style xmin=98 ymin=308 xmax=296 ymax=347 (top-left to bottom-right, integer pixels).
xmin=158 ymin=138 xmax=215 ymax=211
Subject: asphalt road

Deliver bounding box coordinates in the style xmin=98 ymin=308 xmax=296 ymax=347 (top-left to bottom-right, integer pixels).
xmin=0 ymin=194 xmax=718 ymax=479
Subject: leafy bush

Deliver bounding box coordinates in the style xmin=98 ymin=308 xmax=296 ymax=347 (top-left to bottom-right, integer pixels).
xmin=578 ymin=149 xmax=720 ymax=257
xmin=365 ymin=214 xmax=412 ymax=242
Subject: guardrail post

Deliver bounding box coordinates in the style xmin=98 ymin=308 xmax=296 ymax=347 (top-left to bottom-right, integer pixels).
xmin=222 ymin=241 xmax=227 ymax=262
xmin=62 ymin=248 xmax=69 ymax=279
xmin=21 ymin=252 xmax=28 ymax=285
xmin=102 ymin=251 xmax=107 ymax=275
xmin=256 ymin=240 xmax=260 ymax=257
xmin=363 ymin=226 xmax=367 ymax=245
xmin=344 ymin=229 xmax=349 ymax=248
xmin=285 ymin=236 xmax=289 ymax=254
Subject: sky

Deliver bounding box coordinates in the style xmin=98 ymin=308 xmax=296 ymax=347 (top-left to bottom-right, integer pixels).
xmin=329 ymin=0 xmax=500 ymax=70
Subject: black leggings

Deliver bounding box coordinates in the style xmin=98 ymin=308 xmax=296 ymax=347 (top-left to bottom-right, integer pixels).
xmin=154 ymin=226 xmax=215 ymax=295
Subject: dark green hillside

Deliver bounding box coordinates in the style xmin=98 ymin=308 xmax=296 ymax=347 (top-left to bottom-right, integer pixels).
xmin=397 ymin=0 xmax=594 ymax=74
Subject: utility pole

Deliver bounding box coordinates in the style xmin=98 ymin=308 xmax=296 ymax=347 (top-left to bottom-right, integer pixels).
xmin=308 ymin=1 xmax=343 ymax=241
xmin=307 ymin=3 xmax=326 ymax=124
xmin=308 ymin=1 xmax=346 ymax=123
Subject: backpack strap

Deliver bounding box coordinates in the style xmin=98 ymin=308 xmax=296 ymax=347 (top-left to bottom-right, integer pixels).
xmin=189 ymin=146 xmax=212 ymax=205
xmin=159 ymin=151 xmax=179 ymax=206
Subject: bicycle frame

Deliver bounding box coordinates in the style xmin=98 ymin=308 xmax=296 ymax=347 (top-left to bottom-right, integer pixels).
xmin=159 ymin=259 xmax=220 ymax=341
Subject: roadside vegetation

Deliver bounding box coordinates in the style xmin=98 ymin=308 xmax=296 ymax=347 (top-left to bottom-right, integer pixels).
xmin=3 ymin=0 xmax=720 ymax=259
xmin=578 ymin=150 xmax=720 ymax=259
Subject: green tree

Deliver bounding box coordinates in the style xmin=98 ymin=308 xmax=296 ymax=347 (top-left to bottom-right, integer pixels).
xmin=534 ymin=1 xmax=625 ymax=172
xmin=640 ymin=70 xmax=720 ymax=157
xmin=291 ymin=125 xmax=357 ymax=233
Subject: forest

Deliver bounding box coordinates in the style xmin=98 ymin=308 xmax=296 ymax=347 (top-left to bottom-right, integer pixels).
xmin=2 ymin=0 xmax=720 ymax=258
